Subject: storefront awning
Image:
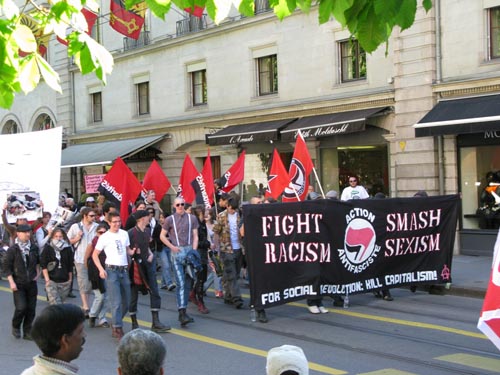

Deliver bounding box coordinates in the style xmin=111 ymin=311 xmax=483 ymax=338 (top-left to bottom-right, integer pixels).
xmin=206 ymin=119 xmax=296 ymax=146
xmin=279 ymin=107 xmax=389 ymax=141
xmin=414 ymin=94 xmax=500 ymax=137
xmin=61 ymin=135 xmax=165 ymax=168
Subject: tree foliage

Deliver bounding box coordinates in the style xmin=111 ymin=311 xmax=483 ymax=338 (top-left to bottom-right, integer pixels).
xmin=0 ymin=0 xmax=432 ymax=109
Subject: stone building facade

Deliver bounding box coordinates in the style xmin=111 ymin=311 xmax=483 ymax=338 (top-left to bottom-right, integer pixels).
xmin=2 ymin=1 xmax=500 ymax=254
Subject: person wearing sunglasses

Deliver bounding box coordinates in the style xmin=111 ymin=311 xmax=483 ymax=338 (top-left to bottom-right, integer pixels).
xmin=340 ymin=175 xmax=370 ymax=201
xmin=67 ymin=207 xmax=99 ymax=318
xmin=159 ymin=197 xmax=199 ymax=326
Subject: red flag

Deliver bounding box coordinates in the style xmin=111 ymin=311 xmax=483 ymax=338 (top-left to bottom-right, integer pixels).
xmin=200 ymin=149 xmax=215 ymax=207
xmin=265 ymin=149 xmax=290 ymax=200
xmin=97 ymin=157 xmax=143 ymax=224
xmin=478 ymin=233 xmax=500 ymax=351
xmin=178 ymin=154 xmax=199 ymax=204
xmin=282 ymin=132 xmax=313 ymax=202
xmin=220 ymin=150 xmax=245 ymax=193
xmin=110 ymin=0 xmax=145 ymax=40
xmin=57 ymin=8 xmax=98 ymax=46
xmin=185 ymin=4 xmax=204 ymax=17
xmin=142 ymin=160 xmax=171 ymax=201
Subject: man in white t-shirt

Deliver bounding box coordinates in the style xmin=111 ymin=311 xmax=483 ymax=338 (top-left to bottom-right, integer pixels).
xmin=340 ymin=175 xmax=369 ymax=201
xmin=67 ymin=207 xmax=98 ymax=315
xmin=93 ymin=211 xmax=136 ymax=340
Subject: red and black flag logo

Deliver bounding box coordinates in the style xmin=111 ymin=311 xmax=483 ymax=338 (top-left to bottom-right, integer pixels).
xmin=110 ymin=0 xmax=146 ymax=40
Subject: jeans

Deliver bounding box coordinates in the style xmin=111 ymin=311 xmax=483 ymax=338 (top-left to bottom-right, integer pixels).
xmin=106 ymin=267 xmax=131 ymax=328
xmin=130 ymin=258 xmax=162 ymax=313
xmin=220 ymin=250 xmax=242 ymax=302
xmin=12 ymin=281 xmax=38 ymax=332
xmin=157 ymin=247 xmax=173 ymax=287
xmin=172 ymin=246 xmax=192 ymax=309
xmin=89 ymin=288 xmax=108 ymax=321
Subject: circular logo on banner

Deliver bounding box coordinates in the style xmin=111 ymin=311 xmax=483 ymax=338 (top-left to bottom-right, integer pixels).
xmin=283 ymin=159 xmax=307 ymax=199
xmin=344 ymin=218 xmax=377 ymax=265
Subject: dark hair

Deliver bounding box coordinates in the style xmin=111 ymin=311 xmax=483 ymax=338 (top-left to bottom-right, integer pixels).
xmin=80 ymin=207 xmax=95 ymax=217
xmin=31 ymin=304 xmax=85 ymax=357
xmin=108 ymin=211 xmax=120 ymax=219
xmin=96 ymin=223 xmax=108 ymax=232
xmin=135 ymin=200 xmax=146 ymax=209
xmin=102 ymin=202 xmax=116 ymax=214
xmin=281 ymin=371 xmax=299 ymax=375
xmin=192 ymin=205 xmax=205 ymax=221
xmin=49 ymin=227 xmax=70 ymax=243
xmin=227 ymin=197 xmax=239 ymax=210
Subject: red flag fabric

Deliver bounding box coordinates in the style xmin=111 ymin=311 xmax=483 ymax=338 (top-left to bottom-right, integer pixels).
xmin=178 ymin=154 xmax=199 ymax=204
xmin=185 ymin=5 xmax=204 ymax=17
xmin=142 ymin=160 xmax=171 ymax=202
xmin=265 ymin=149 xmax=290 ymax=200
xmin=220 ymin=150 xmax=245 ymax=193
xmin=110 ymin=0 xmax=145 ymax=40
xmin=57 ymin=8 xmax=98 ymax=46
xmin=281 ymin=132 xmax=314 ymax=202
xmin=97 ymin=157 xmax=143 ymax=224
xmin=200 ymin=149 xmax=215 ymax=207
xmin=478 ymin=232 xmax=500 ymax=351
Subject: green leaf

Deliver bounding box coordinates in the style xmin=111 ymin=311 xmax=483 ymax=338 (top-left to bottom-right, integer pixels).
xmin=356 ymin=3 xmax=388 ymax=52
xmin=318 ymin=0 xmax=333 ymax=24
xmin=394 ymin=0 xmax=417 ymax=30
xmin=19 ymin=54 xmax=40 ymax=94
xmin=273 ymin=0 xmax=294 ymax=20
xmin=296 ymin=0 xmax=311 ymax=14
xmin=238 ymin=0 xmax=254 ymax=17
xmin=0 ymin=82 xmax=16 ymax=109
xmin=35 ymin=53 xmax=62 ymax=93
xmin=422 ymin=0 xmax=432 ymax=12
xmin=331 ymin=0 xmax=354 ymax=26
xmin=146 ymin=0 xmax=172 ymax=20
xmin=12 ymin=24 xmax=37 ymax=53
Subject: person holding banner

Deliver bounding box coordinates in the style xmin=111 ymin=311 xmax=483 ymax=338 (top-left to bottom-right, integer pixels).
xmin=159 ymin=197 xmax=199 ymax=326
xmin=213 ymin=197 xmax=244 ymax=309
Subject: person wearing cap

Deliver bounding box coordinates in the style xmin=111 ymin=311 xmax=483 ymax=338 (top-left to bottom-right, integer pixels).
xmin=266 ymin=345 xmax=309 ymax=375
xmin=128 ymin=210 xmax=171 ymax=333
xmin=340 ymin=175 xmax=369 ymax=201
xmin=2 ymin=223 xmax=40 ymax=339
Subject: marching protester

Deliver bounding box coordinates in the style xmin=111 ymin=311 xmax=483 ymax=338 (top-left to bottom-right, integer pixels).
xmin=204 ymin=207 xmax=223 ymax=299
xmin=35 ymin=211 xmax=52 ymax=249
xmin=160 ymin=197 xmax=199 ymax=326
xmin=128 ymin=210 xmax=171 ymax=333
xmin=191 ymin=205 xmax=210 ymax=314
xmin=93 ymin=211 xmax=135 ymax=340
xmin=340 ymin=175 xmax=370 ymax=201
xmin=124 ymin=200 xmax=147 ymax=230
xmin=213 ymin=196 xmax=244 ymax=309
xmin=156 ymin=212 xmax=175 ymax=291
xmin=3 ymin=224 xmax=40 ymax=339
xmin=145 ymin=189 xmax=163 ymax=221
xmin=21 ymin=304 xmax=86 ymax=375
xmin=117 ymin=329 xmax=167 ymax=375
xmin=84 ymin=222 xmax=110 ymax=328
xmin=40 ymin=228 xmax=74 ymax=305
xmin=67 ymin=207 xmax=98 ymax=318
xmin=266 ymin=345 xmax=309 ymax=375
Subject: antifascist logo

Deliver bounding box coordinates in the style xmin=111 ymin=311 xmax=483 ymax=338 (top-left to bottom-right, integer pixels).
xmin=283 ymin=159 xmax=307 ymax=199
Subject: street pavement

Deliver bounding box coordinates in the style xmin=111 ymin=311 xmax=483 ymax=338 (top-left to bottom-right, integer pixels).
xmin=447 ymin=254 xmax=492 ymax=298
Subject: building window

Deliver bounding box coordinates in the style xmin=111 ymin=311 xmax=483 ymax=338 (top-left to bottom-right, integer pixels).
xmin=257 ymin=54 xmax=278 ymax=96
xmin=2 ymin=120 xmax=19 ymax=134
xmin=137 ymin=82 xmax=150 ymax=115
xmin=33 ymin=114 xmax=54 ymax=131
xmin=339 ymin=39 xmax=366 ymax=82
xmin=490 ymin=7 xmax=500 ymax=59
xmin=91 ymin=92 xmax=102 ymax=122
xmin=191 ymin=70 xmax=207 ymax=106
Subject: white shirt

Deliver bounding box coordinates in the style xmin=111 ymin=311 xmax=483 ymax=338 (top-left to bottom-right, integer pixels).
xmin=340 ymin=185 xmax=369 ymax=201
xmin=67 ymin=221 xmax=98 ymax=264
xmin=228 ymin=212 xmax=240 ymax=250
xmin=95 ymin=229 xmax=130 ymax=266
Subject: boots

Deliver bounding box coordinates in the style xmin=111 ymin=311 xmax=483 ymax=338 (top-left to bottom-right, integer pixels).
xmin=189 ymin=290 xmax=198 ymax=304
xmin=130 ymin=314 xmax=139 ymax=330
xmin=151 ymin=311 xmax=171 ymax=333
xmin=112 ymin=327 xmax=124 ymax=340
xmin=197 ymin=297 xmax=209 ymax=314
xmin=178 ymin=308 xmax=194 ymax=326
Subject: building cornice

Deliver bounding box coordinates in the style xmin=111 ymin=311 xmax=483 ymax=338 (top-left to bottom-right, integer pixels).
xmin=433 ymin=77 xmax=500 ymax=98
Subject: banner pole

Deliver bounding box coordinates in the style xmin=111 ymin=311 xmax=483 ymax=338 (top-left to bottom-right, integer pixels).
xmin=312 ymin=167 xmax=325 ymax=198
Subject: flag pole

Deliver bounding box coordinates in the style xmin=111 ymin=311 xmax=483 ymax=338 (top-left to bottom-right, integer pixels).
xmin=170 ymin=185 xmax=178 ymax=195
xmin=312 ymin=167 xmax=325 ymax=198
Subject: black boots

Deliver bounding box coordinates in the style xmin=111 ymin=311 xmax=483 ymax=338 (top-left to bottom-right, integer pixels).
xmin=151 ymin=311 xmax=171 ymax=332
xmin=178 ymin=308 xmax=194 ymax=326
xmin=131 ymin=314 xmax=139 ymax=330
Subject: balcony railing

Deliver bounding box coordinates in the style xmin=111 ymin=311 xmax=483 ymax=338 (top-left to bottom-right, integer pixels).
xmin=123 ymin=31 xmax=151 ymax=51
xmin=255 ymin=0 xmax=271 ymax=14
xmin=176 ymin=15 xmax=208 ymax=37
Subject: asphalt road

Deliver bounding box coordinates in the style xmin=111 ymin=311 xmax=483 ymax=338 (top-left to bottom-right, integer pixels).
xmin=1 ymin=279 xmax=499 ymax=375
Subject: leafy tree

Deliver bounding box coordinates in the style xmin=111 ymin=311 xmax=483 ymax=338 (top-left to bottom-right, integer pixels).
xmin=0 ymin=0 xmax=432 ymax=109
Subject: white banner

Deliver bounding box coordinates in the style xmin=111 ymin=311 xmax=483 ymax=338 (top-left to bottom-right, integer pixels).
xmin=0 ymin=127 xmax=62 ymax=215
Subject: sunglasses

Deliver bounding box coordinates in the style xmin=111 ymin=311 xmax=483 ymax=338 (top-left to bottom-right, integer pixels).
xmin=97 ymin=231 xmax=106 ymax=234
xmin=175 ymin=203 xmax=185 ymax=207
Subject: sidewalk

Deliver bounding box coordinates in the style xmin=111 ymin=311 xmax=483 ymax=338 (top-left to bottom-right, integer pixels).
xmin=447 ymin=254 xmax=492 ymax=299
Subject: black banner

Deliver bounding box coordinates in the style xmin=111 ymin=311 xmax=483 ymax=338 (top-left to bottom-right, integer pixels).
xmin=243 ymin=195 xmax=460 ymax=309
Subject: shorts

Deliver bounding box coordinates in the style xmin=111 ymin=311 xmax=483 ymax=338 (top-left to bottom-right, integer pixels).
xmin=75 ymin=263 xmax=92 ymax=294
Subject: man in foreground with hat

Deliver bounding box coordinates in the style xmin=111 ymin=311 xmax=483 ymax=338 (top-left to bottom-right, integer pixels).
xmin=2 ymin=223 xmax=40 ymax=339
xmin=266 ymin=344 xmax=309 ymax=375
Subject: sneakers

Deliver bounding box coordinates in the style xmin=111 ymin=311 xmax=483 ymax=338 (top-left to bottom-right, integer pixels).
xmin=318 ymin=306 xmax=329 ymax=314
xmin=168 ymin=284 xmax=176 ymax=291
xmin=215 ymin=291 xmax=223 ymax=298
xmin=160 ymin=285 xmax=168 ymax=290
xmin=257 ymin=310 xmax=268 ymax=323
xmin=12 ymin=327 xmax=21 ymax=339
xmin=332 ymin=296 xmax=344 ymax=307
xmin=308 ymin=305 xmax=320 ymax=314
xmin=234 ymin=299 xmax=244 ymax=309
xmin=23 ymin=333 xmax=33 ymax=341
xmin=89 ymin=317 xmax=96 ymax=328
xmin=97 ymin=320 xmax=110 ymax=328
